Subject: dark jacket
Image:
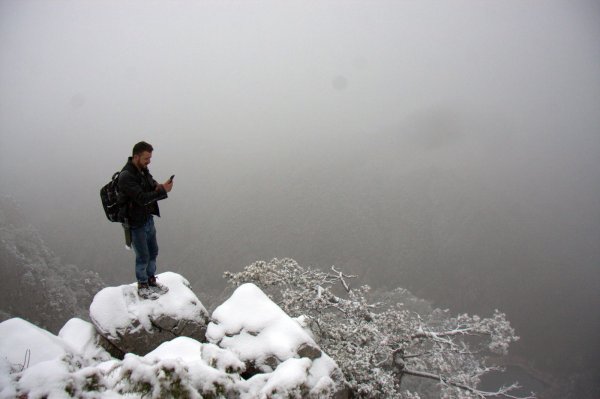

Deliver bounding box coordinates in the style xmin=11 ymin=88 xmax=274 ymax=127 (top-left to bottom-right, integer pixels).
xmin=118 ymin=157 xmax=168 ymax=228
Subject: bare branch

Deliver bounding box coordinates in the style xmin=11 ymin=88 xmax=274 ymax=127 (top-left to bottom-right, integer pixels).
xmin=403 ymin=350 xmax=435 ymax=359
xmin=403 ymin=368 xmax=536 ymax=399
xmin=330 ymin=265 xmax=356 ymax=292
xmin=411 ymin=327 xmax=483 ymax=340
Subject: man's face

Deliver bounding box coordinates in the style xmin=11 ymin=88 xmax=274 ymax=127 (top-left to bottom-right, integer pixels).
xmin=133 ymin=151 xmax=152 ymax=169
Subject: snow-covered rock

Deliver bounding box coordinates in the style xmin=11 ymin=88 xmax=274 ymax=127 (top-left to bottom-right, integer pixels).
xmin=89 ymin=272 xmax=209 ymax=357
xmin=0 ymin=277 xmax=350 ymax=398
xmin=207 ymin=283 xmax=323 ymax=369
xmin=59 ymin=318 xmax=112 ymax=363
xmin=0 ymin=318 xmax=80 ymax=399
xmin=207 ymin=283 xmax=349 ymax=398
xmin=0 ymin=318 xmax=73 ymax=368
xmin=108 ymin=347 xmax=240 ymax=398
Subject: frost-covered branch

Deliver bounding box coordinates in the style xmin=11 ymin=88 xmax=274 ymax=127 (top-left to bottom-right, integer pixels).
xmin=403 ymin=368 xmax=535 ymax=399
xmin=330 ymin=265 xmax=356 ymax=293
xmin=412 ymin=327 xmax=478 ymax=339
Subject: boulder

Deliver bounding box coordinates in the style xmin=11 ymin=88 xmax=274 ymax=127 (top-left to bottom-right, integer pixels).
xmin=207 ymin=283 xmax=350 ymax=398
xmin=58 ymin=318 xmax=112 ymax=363
xmin=89 ymin=272 xmax=209 ymax=357
xmin=0 ymin=318 xmax=74 ymax=368
xmin=2 ymin=279 xmax=351 ymax=398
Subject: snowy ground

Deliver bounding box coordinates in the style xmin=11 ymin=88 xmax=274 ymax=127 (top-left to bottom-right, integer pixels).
xmin=0 ymin=274 xmax=345 ymax=398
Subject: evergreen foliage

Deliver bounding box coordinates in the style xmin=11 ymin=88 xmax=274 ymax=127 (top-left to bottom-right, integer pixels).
xmin=0 ymin=195 xmax=105 ymax=332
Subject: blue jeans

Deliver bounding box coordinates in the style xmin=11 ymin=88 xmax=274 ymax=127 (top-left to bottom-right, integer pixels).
xmin=130 ymin=216 xmax=158 ymax=284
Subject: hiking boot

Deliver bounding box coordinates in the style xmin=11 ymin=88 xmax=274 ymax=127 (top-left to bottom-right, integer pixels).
xmin=138 ymin=282 xmax=160 ymax=300
xmin=148 ymin=275 xmax=169 ymax=294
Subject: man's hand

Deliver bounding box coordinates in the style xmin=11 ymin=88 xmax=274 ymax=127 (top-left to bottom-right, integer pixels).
xmin=156 ymin=179 xmax=174 ymax=193
xmin=163 ymin=179 xmax=174 ymax=193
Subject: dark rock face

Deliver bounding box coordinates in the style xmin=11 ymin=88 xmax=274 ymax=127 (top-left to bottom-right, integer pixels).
xmin=297 ymin=342 xmax=322 ymax=360
xmin=89 ymin=272 xmax=209 ymax=357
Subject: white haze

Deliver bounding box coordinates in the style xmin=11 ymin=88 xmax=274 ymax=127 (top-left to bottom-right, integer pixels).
xmin=1 ymin=0 xmax=599 ymax=393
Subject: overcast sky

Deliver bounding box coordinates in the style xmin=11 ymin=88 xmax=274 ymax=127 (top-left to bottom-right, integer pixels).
xmin=1 ymin=0 xmax=599 ymax=392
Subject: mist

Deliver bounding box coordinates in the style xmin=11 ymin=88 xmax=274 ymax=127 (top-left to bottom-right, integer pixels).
xmin=1 ymin=0 xmax=599 ymax=394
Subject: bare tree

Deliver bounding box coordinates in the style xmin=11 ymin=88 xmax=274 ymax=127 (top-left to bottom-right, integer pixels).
xmin=225 ymin=258 xmax=535 ymax=399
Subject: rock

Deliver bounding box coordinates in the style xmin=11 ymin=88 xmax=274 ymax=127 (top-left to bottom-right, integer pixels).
xmin=206 ymin=283 xmax=349 ymax=397
xmin=3 ymin=279 xmax=352 ymax=398
xmin=89 ymin=272 xmax=209 ymax=357
xmin=58 ymin=318 xmax=112 ymax=363
xmin=297 ymin=342 xmax=322 ymax=360
xmin=0 ymin=318 xmax=73 ymax=368
xmin=206 ymin=283 xmax=321 ymax=370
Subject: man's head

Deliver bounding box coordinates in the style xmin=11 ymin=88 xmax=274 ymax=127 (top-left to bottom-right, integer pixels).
xmin=132 ymin=141 xmax=154 ymax=170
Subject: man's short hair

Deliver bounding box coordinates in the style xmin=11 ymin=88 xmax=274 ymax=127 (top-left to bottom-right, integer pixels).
xmin=132 ymin=141 xmax=154 ymax=156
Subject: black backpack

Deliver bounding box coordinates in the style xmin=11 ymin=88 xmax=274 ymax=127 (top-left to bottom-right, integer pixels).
xmin=100 ymin=171 xmax=126 ymax=223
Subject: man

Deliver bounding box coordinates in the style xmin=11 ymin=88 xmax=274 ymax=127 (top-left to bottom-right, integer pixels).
xmin=118 ymin=141 xmax=173 ymax=299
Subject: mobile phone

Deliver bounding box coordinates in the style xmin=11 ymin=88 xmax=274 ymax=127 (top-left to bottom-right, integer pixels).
xmin=169 ymin=174 xmax=175 ymax=182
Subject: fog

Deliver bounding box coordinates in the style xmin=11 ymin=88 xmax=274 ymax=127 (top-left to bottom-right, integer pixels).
xmin=1 ymin=0 xmax=599 ymax=393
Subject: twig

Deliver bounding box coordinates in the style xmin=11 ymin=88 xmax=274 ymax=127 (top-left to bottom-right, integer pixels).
xmin=330 ymin=265 xmax=356 ymax=293
xmin=19 ymin=349 xmax=31 ymax=372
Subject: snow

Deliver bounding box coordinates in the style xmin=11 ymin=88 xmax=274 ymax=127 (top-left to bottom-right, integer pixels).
xmin=144 ymin=336 xmax=246 ymax=374
xmin=259 ymin=357 xmax=312 ymax=395
xmin=59 ymin=318 xmax=111 ymax=362
xmin=16 ymin=358 xmax=72 ymax=399
xmin=0 ymin=318 xmax=73 ymax=367
xmin=144 ymin=336 xmax=203 ymax=363
xmin=201 ymin=343 xmax=246 ymax=373
xmin=0 ymin=276 xmax=343 ymax=398
xmin=0 ymin=358 xmax=17 ymax=399
xmin=308 ymin=353 xmax=340 ymax=387
xmin=207 ymin=283 xmax=319 ymax=368
xmin=87 ymin=286 xmax=131 ymax=336
xmin=89 ymin=271 xmax=208 ymax=336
